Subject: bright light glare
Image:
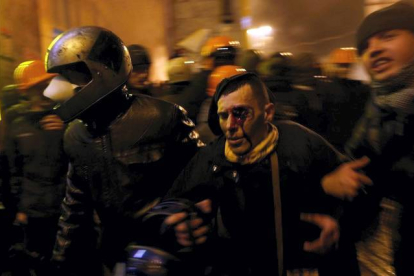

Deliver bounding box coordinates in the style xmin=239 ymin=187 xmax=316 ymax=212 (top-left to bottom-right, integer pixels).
xmin=246 ymin=26 xmax=274 ymax=51
xmin=133 ymin=250 xmax=146 ymax=258
xmin=247 ymin=26 xmax=273 ymax=36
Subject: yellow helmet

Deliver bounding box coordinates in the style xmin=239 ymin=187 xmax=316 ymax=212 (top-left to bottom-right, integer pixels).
xmin=201 ymin=36 xmax=240 ymax=58
xmin=14 ymin=60 xmax=56 ymax=90
xmin=329 ymin=48 xmax=357 ymax=64
xmin=207 ymin=65 xmax=246 ymax=97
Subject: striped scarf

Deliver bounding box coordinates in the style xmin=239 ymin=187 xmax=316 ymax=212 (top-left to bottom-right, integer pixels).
xmin=371 ymin=60 xmax=414 ymax=115
xmin=225 ymin=123 xmax=279 ymax=165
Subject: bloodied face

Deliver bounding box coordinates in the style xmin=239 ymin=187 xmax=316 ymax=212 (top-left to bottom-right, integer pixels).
xmin=217 ymin=83 xmax=274 ymax=156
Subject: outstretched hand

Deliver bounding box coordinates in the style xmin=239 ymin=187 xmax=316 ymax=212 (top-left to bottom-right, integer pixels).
xmin=164 ymin=199 xmax=212 ymax=247
xmin=301 ymin=213 xmax=339 ymax=254
xmin=322 ymin=156 xmax=373 ymax=201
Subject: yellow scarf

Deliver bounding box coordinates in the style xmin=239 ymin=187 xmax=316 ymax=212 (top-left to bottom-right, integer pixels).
xmin=225 ymin=123 xmax=279 ymax=165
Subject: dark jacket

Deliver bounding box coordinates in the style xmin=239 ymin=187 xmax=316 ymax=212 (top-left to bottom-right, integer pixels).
xmin=166 ymin=121 xmax=344 ymax=276
xmin=346 ymin=98 xmax=414 ymax=205
xmin=345 ymin=99 xmax=414 ymax=275
xmin=6 ymin=106 xmax=67 ymax=218
xmin=319 ymin=78 xmax=370 ymax=151
xmin=53 ymin=94 xmax=202 ymax=270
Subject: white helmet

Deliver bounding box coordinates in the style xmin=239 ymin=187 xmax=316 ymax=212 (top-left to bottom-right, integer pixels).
xmin=167 ymin=57 xmax=193 ymax=84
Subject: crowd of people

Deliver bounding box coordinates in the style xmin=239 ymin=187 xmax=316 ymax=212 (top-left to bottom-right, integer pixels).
xmin=0 ymin=1 xmax=413 ymax=276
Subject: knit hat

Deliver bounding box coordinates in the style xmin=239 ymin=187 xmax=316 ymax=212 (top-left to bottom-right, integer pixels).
xmin=356 ymin=1 xmax=414 ymax=55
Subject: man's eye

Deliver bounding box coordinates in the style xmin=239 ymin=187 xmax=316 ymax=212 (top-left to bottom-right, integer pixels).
xmin=381 ymin=32 xmax=397 ymax=40
xmin=218 ymin=112 xmax=228 ymax=120
xmin=232 ymin=107 xmax=249 ymax=119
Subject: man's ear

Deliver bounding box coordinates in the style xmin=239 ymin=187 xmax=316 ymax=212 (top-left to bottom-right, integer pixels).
xmin=264 ymin=103 xmax=275 ymax=122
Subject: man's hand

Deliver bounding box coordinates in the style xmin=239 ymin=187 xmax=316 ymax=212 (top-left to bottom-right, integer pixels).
xmin=321 ymin=156 xmax=373 ymax=201
xmin=164 ymin=199 xmax=212 ymax=247
xmin=301 ymin=213 xmax=339 ymax=254
xmin=40 ymin=114 xmax=64 ymax=131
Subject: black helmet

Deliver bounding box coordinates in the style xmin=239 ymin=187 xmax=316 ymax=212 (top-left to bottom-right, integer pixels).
xmin=212 ymin=46 xmax=238 ymax=67
xmin=46 ymin=26 xmax=132 ymax=122
xmin=127 ymin=44 xmax=151 ymax=68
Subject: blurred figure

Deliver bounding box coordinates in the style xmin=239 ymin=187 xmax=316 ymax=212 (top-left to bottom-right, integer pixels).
xmin=236 ymin=49 xmax=262 ymax=73
xmin=325 ymin=47 xmax=358 ymax=79
xmin=0 ymin=84 xmax=26 ymax=213
xmin=258 ymin=52 xmax=309 ymax=123
xmin=319 ymin=48 xmax=370 ymax=151
xmin=158 ymin=57 xmax=194 ymax=111
xmin=291 ymin=52 xmax=321 ymax=89
xmin=5 ymin=60 xmax=67 ymax=275
xmin=126 ymin=44 xmax=154 ymax=96
xmin=0 ymin=84 xmax=27 ymax=118
xmin=258 ymin=52 xmax=293 ymax=94
xmin=45 ymin=26 xmax=201 ymax=275
xmin=324 ymin=2 xmax=414 ymax=275
xmin=0 ymin=83 xmax=30 ymax=274
xmin=289 ymin=52 xmax=329 ymax=133
xmin=163 ymin=56 xmax=194 ymax=96
xmin=200 ymin=36 xmax=239 ymax=69
xmin=171 ymin=35 xmax=239 ymax=123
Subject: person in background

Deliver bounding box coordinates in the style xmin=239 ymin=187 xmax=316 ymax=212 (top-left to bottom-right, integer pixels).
xmin=236 ymin=49 xmax=262 ymax=74
xmin=161 ymin=56 xmax=194 ymax=98
xmin=5 ymin=60 xmax=67 ymax=275
xmin=319 ymin=48 xmax=370 ymax=151
xmin=171 ymin=36 xmax=240 ymax=123
xmin=126 ymin=44 xmax=155 ymax=96
xmin=290 ymin=52 xmax=326 ymax=133
xmin=0 ymin=83 xmax=26 ymax=222
xmin=258 ymin=52 xmax=309 ymax=124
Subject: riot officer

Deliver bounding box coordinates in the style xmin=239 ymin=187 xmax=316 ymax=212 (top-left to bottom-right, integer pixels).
xmin=45 ymin=26 xmax=202 ymax=275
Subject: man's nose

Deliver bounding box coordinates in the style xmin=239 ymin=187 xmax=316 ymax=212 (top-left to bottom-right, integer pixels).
xmin=227 ymin=114 xmax=239 ymax=131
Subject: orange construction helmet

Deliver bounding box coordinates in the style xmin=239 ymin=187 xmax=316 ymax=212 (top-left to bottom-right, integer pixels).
xmin=14 ymin=60 xmax=56 ymax=90
xmin=207 ymin=65 xmax=246 ymax=97
xmin=201 ymin=36 xmax=240 ymax=58
xmin=329 ymin=48 xmax=357 ymax=64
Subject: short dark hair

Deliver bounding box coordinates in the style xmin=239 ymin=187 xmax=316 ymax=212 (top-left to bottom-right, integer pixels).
xmin=219 ymin=73 xmax=270 ymax=106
